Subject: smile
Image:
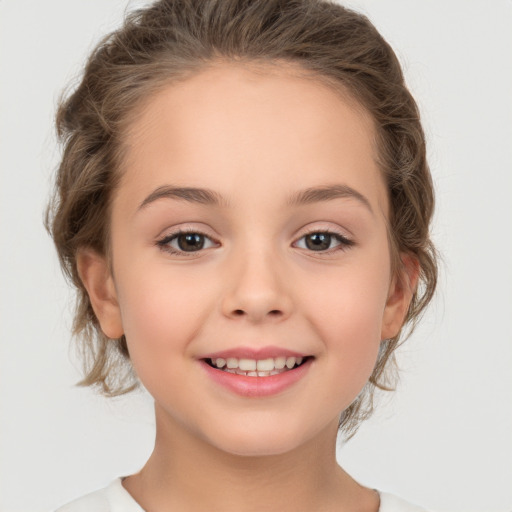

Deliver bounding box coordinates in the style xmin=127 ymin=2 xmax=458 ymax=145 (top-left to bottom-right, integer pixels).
xmin=200 ymin=351 xmax=313 ymax=397
xmin=206 ymin=356 xmax=307 ymax=377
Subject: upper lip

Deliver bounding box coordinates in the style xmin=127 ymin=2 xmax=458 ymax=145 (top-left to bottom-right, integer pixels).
xmin=200 ymin=346 xmax=310 ymax=360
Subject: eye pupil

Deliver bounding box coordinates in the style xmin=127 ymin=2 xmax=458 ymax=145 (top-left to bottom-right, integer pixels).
xmin=306 ymin=233 xmax=331 ymax=251
xmin=178 ymin=233 xmax=204 ymax=251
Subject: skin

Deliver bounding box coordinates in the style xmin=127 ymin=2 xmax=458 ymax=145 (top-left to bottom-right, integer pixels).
xmin=78 ymin=63 xmax=417 ymax=512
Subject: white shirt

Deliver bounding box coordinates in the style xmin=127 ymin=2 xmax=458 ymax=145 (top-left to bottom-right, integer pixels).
xmin=55 ymin=478 xmax=429 ymax=511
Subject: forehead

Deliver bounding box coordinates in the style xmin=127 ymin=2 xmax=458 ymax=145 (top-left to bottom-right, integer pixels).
xmin=117 ymin=62 xmax=387 ymax=216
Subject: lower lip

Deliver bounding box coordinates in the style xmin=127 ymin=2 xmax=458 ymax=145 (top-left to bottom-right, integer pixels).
xmin=200 ymin=359 xmax=312 ymax=398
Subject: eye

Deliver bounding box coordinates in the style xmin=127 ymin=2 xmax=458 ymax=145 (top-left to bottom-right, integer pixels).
xmin=157 ymin=231 xmax=217 ymax=255
xmin=295 ymin=231 xmax=353 ymax=252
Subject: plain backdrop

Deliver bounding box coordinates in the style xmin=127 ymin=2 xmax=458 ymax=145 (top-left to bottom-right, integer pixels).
xmin=1 ymin=1 xmax=511 ymax=511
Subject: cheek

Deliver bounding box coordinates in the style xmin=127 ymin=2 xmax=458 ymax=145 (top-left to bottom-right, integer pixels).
xmin=113 ymin=264 xmax=212 ymax=369
xmin=298 ymin=257 xmax=390 ymax=379
xmin=302 ymin=262 xmax=389 ymax=338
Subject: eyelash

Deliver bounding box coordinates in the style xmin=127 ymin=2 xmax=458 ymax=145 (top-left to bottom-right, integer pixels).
xmin=156 ymin=228 xmax=354 ymax=257
xmin=156 ymin=228 xmax=219 ymax=256
xmin=295 ymin=229 xmax=355 ymax=254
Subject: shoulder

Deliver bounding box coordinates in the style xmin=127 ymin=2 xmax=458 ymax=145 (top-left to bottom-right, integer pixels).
xmin=55 ymin=478 xmax=144 ymax=512
xmin=378 ymin=491 xmax=429 ymax=512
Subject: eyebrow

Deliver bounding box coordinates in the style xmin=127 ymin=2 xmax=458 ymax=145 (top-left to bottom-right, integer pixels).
xmin=138 ymin=183 xmax=373 ymax=213
xmin=138 ymin=185 xmax=229 ymax=210
xmin=287 ymin=184 xmax=373 ymax=213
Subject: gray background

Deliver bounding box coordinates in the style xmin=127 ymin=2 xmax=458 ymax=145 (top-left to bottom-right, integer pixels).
xmin=1 ymin=1 xmax=511 ymax=511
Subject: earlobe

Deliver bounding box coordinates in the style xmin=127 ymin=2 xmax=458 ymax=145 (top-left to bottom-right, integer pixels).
xmin=76 ymin=248 xmax=124 ymax=339
xmin=381 ymin=253 xmax=420 ymax=340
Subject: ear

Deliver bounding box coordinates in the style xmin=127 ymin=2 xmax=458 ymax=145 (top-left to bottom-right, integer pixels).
xmin=76 ymin=248 xmax=124 ymax=339
xmin=381 ymin=253 xmax=420 ymax=340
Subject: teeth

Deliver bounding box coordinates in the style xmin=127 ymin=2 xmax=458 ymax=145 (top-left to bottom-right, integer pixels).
xmin=274 ymin=357 xmax=286 ymax=369
xmin=239 ymin=358 xmax=257 ymax=371
xmin=209 ymin=355 xmax=306 ymax=375
xmin=285 ymin=357 xmax=296 ymax=369
xmin=256 ymin=358 xmax=274 ymax=371
xmin=226 ymin=358 xmax=238 ymax=369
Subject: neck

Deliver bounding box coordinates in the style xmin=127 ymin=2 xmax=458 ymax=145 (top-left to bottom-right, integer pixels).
xmin=123 ymin=404 xmax=378 ymax=512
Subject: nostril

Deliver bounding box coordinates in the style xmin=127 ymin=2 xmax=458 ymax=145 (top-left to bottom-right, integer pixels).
xmin=228 ymin=308 xmax=285 ymax=320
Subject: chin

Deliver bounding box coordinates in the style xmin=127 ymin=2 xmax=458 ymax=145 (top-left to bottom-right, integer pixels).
xmin=202 ymin=418 xmax=324 ymax=458
xmin=214 ymin=438 xmax=301 ymax=458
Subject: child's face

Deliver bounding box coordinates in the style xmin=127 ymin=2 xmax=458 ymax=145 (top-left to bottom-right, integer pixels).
xmin=83 ymin=63 xmax=412 ymax=456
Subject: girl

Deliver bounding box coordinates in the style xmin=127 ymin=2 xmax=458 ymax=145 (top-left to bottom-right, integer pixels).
xmin=47 ymin=0 xmax=437 ymax=510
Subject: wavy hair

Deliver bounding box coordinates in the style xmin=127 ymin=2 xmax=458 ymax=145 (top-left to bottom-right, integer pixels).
xmin=46 ymin=0 xmax=437 ymax=437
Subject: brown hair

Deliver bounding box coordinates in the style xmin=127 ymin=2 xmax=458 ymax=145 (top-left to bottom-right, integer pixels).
xmin=46 ymin=0 xmax=437 ymax=437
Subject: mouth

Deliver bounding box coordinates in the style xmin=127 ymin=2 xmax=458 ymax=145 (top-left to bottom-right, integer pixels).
xmin=204 ymin=355 xmax=312 ymax=377
xmin=199 ymin=348 xmax=314 ymax=397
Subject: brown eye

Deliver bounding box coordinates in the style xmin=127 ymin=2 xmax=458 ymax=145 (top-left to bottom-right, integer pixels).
xmin=295 ymin=231 xmax=354 ymax=253
xmin=304 ymin=233 xmax=332 ymax=251
xmin=157 ymin=231 xmax=217 ymax=255
xmin=176 ymin=233 xmax=205 ymax=252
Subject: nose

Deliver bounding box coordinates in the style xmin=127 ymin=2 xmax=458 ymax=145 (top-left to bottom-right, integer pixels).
xmin=220 ymin=246 xmax=293 ymax=324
